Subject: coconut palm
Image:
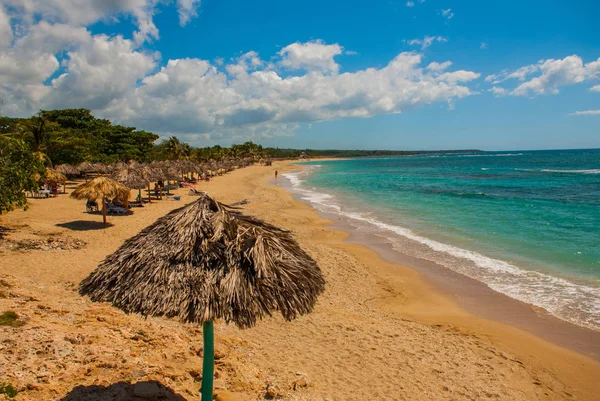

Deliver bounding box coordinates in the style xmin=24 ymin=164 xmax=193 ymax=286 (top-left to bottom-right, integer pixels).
xmin=70 ymin=177 xmax=130 ymax=224
xmin=79 ymin=194 xmax=325 ymax=400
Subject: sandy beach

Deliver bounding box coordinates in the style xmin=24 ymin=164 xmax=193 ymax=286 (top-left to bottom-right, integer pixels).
xmin=1 ymin=160 xmax=600 ymax=401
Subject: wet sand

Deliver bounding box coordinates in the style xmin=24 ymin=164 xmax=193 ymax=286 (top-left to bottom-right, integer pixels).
xmin=1 ymin=161 xmax=599 ymax=400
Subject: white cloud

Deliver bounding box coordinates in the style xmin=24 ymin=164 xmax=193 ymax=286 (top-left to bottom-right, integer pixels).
xmin=0 ymin=4 xmax=12 ymax=48
xmin=0 ymin=3 xmax=480 ymax=143
xmin=509 ymin=55 xmax=600 ymax=96
xmin=44 ymin=34 xmax=158 ymax=110
xmin=97 ymin=51 xmax=479 ymax=141
xmin=441 ymin=9 xmax=454 ymax=19
xmin=426 ymin=61 xmax=452 ymax=72
xmin=480 ymin=42 xmax=487 ymax=49
xmin=3 ymin=0 xmax=160 ymax=43
xmin=489 ymin=87 xmax=507 ymax=97
xmin=590 ymin=84 xmax=600 ymax=92
xmin=485 ymin=64 xmax=539 ymax=84
xmin=176 ymin=0 xmax=202 ymax=26
xmin=407 ymin=36 xmax=447 ymax=50
xmin=569 ymin=110 xmax=600 ymax=116
xmin=406 ymin=1 xmax=415 ymax=7
xmin=279 ymin=40 xmax=343 ymax=73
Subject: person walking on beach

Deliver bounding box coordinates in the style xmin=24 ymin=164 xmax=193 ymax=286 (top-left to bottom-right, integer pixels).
xmin=275 ymin=170 xmax=278 ymax=179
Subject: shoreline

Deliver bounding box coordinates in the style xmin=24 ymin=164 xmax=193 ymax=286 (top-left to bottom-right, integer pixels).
xmin=269 ymin=160 xmax=600 ymax=397
xmin=2 ymin=160 xmax=600 ymax=400
xmin=279 ymin=161 xmax=600 ymax=358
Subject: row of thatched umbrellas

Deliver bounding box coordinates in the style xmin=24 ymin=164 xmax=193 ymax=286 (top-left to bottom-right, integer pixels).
xmin=52 ymin=159 xmax=259 ymax=224
xmin=55 ymin=158 xmax=262 ymax=180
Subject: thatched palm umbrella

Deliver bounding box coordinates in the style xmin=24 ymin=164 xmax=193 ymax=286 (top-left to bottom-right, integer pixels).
xmin=112 ymin=165 xmax=148 ymax=204
xmin=77 ymin=161 xmax=94 ymax=173
xmin=55 ymin=164 xmax=77 ymax=176
xmin=71 ymin=177 xmax=130 ymax=224
xmin=79 ymin=194 xmax=325 ymax=400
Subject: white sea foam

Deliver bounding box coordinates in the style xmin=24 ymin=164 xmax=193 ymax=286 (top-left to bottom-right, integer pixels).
xmin=282 ymin=167 xmax=600 ymax=331
xmin=463 ymin=153 xmax=524 ymax=157
xmin=515 ymin=168 xmax=600 ymax=174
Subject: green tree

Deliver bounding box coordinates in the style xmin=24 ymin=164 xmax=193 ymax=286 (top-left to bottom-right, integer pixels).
xmin=0 ymin=138 xmax=45 ymax=213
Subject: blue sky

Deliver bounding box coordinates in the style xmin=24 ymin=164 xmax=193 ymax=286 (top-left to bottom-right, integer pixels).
xmin=1 ymin=0 xmax=599 ymax=150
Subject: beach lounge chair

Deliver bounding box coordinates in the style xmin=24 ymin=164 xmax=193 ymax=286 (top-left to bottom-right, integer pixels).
xmin=107 ymin=204 xmax=131 ymax=215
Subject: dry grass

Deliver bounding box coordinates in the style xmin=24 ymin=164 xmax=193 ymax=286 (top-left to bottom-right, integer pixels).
xmin=0 ymin=311 xmax=25 ymax=327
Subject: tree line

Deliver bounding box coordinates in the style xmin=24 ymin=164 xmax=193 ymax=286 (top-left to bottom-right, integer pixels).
xmin=0 ymin=108 xmax=481 ymax=213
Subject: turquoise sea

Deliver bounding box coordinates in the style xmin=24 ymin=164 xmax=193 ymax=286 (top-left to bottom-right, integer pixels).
xmin=283 ymin=149 xmax=600 ymax=330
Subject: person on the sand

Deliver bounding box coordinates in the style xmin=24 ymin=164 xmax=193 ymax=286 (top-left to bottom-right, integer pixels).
xmin=275 ymin=170 xmax=278 ymax=179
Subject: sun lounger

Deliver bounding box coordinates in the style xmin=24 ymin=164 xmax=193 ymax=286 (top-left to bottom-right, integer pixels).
xmin=107 ymin=205 xmax=131 ymax=215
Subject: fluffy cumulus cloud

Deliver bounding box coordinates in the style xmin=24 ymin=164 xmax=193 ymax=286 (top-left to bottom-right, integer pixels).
xmin=0 ymin=0 xmax=200 ymax=115
xmin=590 ymin=84 xmax=600 ymax=92
xmin=486 ymin=55 xmax=600 ymax=96
xmin=176 ymin=0 xmax=201 ymax=26
xmin=278 ymin=40 xmax=343 ymax=74
xmin=101 ymin=51 xmax=480 ymax=141
xmin=0 ymin=1 xmax=482 ymax=142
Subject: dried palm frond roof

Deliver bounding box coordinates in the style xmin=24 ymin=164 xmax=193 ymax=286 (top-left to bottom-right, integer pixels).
xmin=34 ymin=167 xmax=67 ymax=184
xmin=92 ymin=162 xmax=110 ymax=174
xmin=70 ymin=177 xmax=130 ymax=201
xmin=79 ymin=194 xmax=325 ymax=328
xmin=77 ymin=161 xmax=94 ymax=172
xmin=54 ymin=164 xmax=78 ymax=175
xmin=44 ymin=167 xmax=67 ymax=184
xmin=112 ymin=166 xmax=149 ymax=189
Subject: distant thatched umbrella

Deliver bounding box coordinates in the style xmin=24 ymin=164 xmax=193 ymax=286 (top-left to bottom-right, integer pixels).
xmin=55 ymin=164 xmax=78 ymax=176
xmin=112 ymin=165 xmax=149 ymax=202
xmin=92 ymin=162 xmax=110 ymax=174
xmin=79 ymin=194 xmax=325 ymax=400
xmin=44 ymin=168 xmax=67 ymax=188
xmin=71 ymin=177 xmax=130 ymax=224
xmin=77 ymin=161 xmax=94 ymax=172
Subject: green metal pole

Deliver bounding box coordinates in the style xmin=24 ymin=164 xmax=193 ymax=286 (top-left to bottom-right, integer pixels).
xmin=201 ymin=320 xmax=214 ymax=401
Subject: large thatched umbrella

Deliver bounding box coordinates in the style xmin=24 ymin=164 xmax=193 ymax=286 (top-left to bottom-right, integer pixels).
xmin=70 ymin=177 xmax=130 ymax=224
xmin=79 ymin=194 xmax=325 ymax=400
xmin=112 ymin=165 xmax=148 ymax=203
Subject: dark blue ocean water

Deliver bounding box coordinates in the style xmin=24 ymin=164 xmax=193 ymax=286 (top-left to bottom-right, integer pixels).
xmin=284 ymin=149 xmax=600 ymax=330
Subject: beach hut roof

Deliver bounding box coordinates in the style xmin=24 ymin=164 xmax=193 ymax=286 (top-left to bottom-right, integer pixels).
xmin=44 ymin=167 xmax=67 ymax=184
xmin=77 ymin=161 xmax=94 ymax=172
xmin=112 ymin=167 xmax=148 ymax=189
xmin=92 ymin=162 xmax=110 ymax=174
xmin=79 ymin=194 xmax=325 ymax=328
xmin=70 ymin=176 xmax=130 ymax=202
xmin=54 ymin=164 xmax=78 ymax=175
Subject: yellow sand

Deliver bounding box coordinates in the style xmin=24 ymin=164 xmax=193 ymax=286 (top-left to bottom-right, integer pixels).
xmin=1 ymin=161 xmax=599 ymax=400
